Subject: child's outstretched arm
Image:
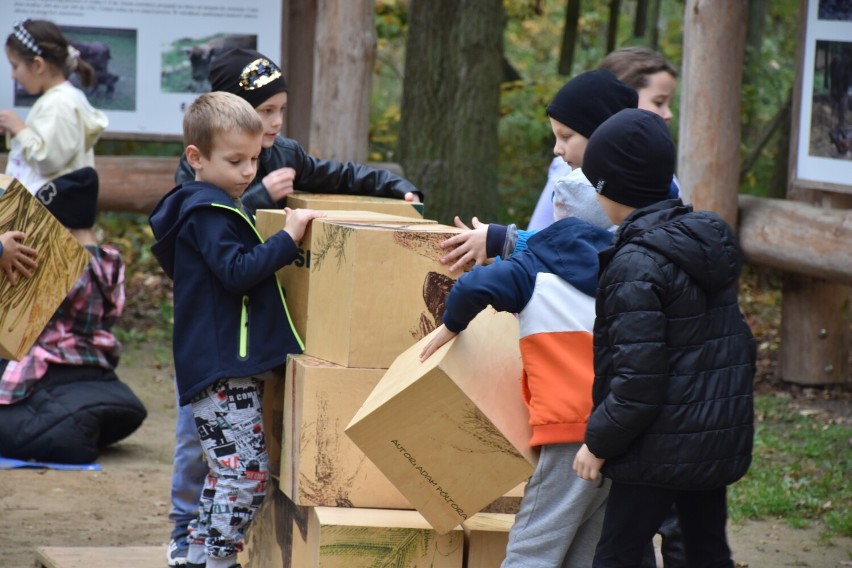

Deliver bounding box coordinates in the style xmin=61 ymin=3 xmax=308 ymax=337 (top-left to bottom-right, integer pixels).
xmin=573 ymin=443 xmax=606 ymax=481
xmin=0 ymin=230 xmax=38 ymax=285
xmin=439 ymin=216 xmax=490 ymax=272
xmin=282 ymin=207 xmax=327 ymax=243
xmin=419 ymin=325 xmax=458 ymax=361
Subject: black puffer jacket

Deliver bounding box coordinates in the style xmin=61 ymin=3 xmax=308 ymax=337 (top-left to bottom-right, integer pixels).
xmin=176 ymin=135 xmax=421 ymax=214
xmin=585 ymin=200 xmax=755 ymax=490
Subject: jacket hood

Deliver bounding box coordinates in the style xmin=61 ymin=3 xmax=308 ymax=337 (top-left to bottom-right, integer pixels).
xmin=529 ymin=217 xmax=614 ymax=297
xmin=149 ymin=182 xmax=240 ymax=279
xmin=617 ymin=200 xmax=742 ymax=292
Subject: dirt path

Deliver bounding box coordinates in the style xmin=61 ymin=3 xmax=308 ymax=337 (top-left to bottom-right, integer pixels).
xmin=1 ymin=343 xmax=850 ymax=568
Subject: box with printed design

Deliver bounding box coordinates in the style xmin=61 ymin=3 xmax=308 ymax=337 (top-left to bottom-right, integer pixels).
xmin=255 ymin=209 xmax=437 ymax=347
xmin=0 ymin=175 xmax=89 ymax=360
xmin=345 ymin=308 xmax=537 ymax=535
xmin=284 ymin=190 xmax=424 ymax=219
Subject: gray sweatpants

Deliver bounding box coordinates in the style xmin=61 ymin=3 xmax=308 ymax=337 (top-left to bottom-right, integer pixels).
xmin=502 ymin=442 xmax=610 ymax=568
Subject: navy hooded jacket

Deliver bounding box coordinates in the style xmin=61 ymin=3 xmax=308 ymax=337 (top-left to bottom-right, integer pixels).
xmin=149 ymin=181 xmax=303 ymax=405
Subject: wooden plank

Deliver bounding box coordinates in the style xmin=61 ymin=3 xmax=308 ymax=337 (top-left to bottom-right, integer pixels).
xmin=738 ymin=195 xmax=852 ymax=285
xmin=0 ymin=155 xmax=407 ymax=216
xmin=35 ymin=546 xmax=163 ymax=568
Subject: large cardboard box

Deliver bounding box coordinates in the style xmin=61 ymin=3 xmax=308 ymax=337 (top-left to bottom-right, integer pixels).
xmin=256 ymin=209 xmax=436 ymax=343
xmin=301 ymin=507 xmax=463 ymax=567
xmin=0 ymin=175 xmax=89 ymax=360
xmin=282 ymin=354 xmax=412 ymax=509
xmin=304 ymin=219 xmax=465 ymax=368
xmin=463 ymin=513 xmax=515 ymax=568
xmin=238 ymin=486 xmax=462 ymax=568
xmin=284 ymin=190 xmax=424 ymax=219
xmin=345 ymin=308 xmax=537 ymax=534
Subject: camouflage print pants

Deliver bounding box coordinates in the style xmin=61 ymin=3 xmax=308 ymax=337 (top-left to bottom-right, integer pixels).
xmin=189 ymin=376 xmax=268 ymax=561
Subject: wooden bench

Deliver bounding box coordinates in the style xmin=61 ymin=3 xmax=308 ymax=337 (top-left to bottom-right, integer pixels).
xmin=34 ymin=546 xmax=164 ymax=568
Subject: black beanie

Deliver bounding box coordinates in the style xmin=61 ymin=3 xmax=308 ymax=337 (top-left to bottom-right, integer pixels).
xmin=583 ymin=108 xmax=675 ymax=209
xmin=546 ymin=69 xmax=638 ymax=139
xmin=36 ymin=167 xmax=99 ymax=229
xmin=208 ymin=48 xmax=288 ymax=109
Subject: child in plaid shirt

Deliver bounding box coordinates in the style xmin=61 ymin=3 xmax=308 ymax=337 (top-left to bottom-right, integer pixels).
xmin=0 ymin=167 xmax=146 ymax=464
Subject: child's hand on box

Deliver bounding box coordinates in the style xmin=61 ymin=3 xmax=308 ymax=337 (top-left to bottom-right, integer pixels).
xmin=439 ymin=216 xmax=488 ymax=272
xmin=419 ymin=325 xmax=458 ymax=362
xmin=283 ymin=207 xmax=326 ymax=243
xmin=0 ymin=230 xmax=38 ymax=285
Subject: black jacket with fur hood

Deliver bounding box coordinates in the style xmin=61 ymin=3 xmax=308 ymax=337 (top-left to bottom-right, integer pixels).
xmin=585 ymin=199 xmax=755 ymax=490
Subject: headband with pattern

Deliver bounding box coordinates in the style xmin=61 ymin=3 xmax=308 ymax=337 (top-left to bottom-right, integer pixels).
xmin=12 ymin=19 xmax=42 ymax=56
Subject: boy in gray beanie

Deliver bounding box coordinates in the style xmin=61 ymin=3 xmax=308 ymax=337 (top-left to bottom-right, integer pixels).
xmin=575 ymin=108 xmax=755 ymax=567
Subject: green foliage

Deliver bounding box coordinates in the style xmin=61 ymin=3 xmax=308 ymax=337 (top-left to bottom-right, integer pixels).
xmin=728 ymin=395 xmax=852 ymax=540
xmin=370 ymin=0 xmax=800 ymax=223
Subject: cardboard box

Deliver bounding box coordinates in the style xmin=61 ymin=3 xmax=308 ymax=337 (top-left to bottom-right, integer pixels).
xmin=301 ymin=507 xmax=463 ymax=567
xmin=285 ymin=190 xmax=424 ymax=219
xmin=238 ymin=486 xmax=462 ymax=568
xmin=282 ymin=354 xmax=412 ymax=509
xmin=255 ymin=209 xmax=436 ymax=343
xmin=0 ymin=175 xmax=90 ymax=360
xmin=304 ymin=219 xmax=464 ymax=368
xmin=345 ymin=308 xmax=537 ymax=534
xmin=463 ymin=513 xmax=515 ymax=568
xmin=238 ymin=478 xmax=310 ymax=568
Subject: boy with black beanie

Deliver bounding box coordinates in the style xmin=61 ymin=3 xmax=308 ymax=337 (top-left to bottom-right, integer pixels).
xmin=175 ymin=48 xmax=423 ymax=213
xmin=439 ymin=68 xmax=637 ymax=270
xmin=574 ymin=108 xmax=756 ymax=568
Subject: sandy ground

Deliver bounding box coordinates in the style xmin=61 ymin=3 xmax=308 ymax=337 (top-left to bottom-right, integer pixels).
xmin=1 ymin=342 xmax=850 ymax=568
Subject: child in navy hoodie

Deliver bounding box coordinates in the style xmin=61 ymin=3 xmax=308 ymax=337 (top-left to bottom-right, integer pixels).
xmin=149 ymin=91 xmax=324 ymax=568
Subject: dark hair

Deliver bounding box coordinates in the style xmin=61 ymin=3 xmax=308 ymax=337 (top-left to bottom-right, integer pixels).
xmin=599 ymin=47 xmax=678 ymax=91
xmin=6 ymin=19 xmax=96 ymax=88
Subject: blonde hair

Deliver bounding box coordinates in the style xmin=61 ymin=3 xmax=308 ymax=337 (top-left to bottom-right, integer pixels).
xmin=183 ymin=91 xmax=263 ymax=157
xmin=599 ymin=47 xmax=678 ymax=91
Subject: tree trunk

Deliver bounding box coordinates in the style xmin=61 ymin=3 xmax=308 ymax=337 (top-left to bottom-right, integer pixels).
xmin=634 ymin=0 xmax=649 ymax=39
xmin=398 ymin=0 xmax=504 ymax=224
xmin=677 ymin=0 xmax=747 ymax=228
xmin=607 ymin=0 xmax=622 ymax=54
xmin=742 ymin=0 xmax=769 ymax=143
xmin=648 ymin=0 xmax=662 ymax=50
xmin=558 ymin=0 xmax=582 ymax=76
xmin=285 ymin=0 xmax=375 ymax=162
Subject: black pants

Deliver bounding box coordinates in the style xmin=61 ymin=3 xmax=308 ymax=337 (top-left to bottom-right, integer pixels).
xmin=640 ymin=505 xmax=687 ymax=568
xmin=593 ymin=483 xmax=733 ymax=568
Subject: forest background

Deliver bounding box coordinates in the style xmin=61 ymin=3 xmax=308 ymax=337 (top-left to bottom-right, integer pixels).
xmin=50 ymin=0 xmax=851 ymax=546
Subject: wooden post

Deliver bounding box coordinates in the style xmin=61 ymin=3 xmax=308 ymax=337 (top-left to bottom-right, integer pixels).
xmin=284 ymin=0 xmax=375 ymax=162
xmin=677 ymin=0 xmax=747 ymax=228
xmin=780 ymin=0 xmax=851 ymax=386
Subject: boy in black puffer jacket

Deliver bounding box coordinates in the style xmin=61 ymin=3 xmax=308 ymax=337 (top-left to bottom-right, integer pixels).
xmin=574 ymin=108 xmax=755 ymax=568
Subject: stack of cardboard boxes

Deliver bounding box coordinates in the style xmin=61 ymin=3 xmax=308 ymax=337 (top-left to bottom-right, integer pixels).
xmin=240 ymin=193 xmax=534 ymax=567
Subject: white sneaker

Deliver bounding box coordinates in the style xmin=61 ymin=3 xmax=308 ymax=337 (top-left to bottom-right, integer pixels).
xmin=167 ymin=538 xmax=189 ymax=567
